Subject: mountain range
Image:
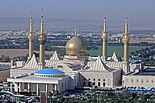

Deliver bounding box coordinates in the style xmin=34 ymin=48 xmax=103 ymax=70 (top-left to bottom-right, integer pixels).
xmin=0 ymin=17 xmax=155 ymax=34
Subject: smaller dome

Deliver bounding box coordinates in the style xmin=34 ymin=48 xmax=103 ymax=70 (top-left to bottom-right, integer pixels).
xmin=34 ymin=68 xmax=64 ymax=75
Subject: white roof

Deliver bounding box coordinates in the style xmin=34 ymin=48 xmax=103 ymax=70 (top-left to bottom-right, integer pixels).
xmin=45 ymin=60 xmax=63 ymax=67
xmin=23 ymin=54 xmax=40 ymax=69
xmin=7 ymin=75 xmax=69 ymax=84
xmin=111 ymin=52 xmax=119 ymax=62
xmin=50 ymin=51 xmax=61 ymax=60
xmin=88 ymin=56 xmax=114 ymax=72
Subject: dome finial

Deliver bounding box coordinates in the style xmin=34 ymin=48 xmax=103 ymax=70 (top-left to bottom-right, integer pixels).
xmin=75 ymin=27 xmax=78 ymax=36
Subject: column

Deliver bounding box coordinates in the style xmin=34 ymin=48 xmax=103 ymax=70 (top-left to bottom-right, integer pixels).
xmin=28 ymin=83 xmax=30 ymax=92
xmin=19 ymin=83 xmax=21 ymax=92
xmin=54 ymin=84 xmax=57 ymax=91
xmin=10 ymin=83 xmax=13 ymax=91
xmin=36 ymin=84 xmax=39 ymax=95
xmin=46 ymin=84 xmax=48 ymax=93
xmin=14 ymin=83 xmax=18 ymax=92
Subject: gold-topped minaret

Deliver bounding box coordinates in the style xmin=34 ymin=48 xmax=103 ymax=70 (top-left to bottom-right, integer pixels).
xmin=122 ymin=17 xmax=130 ymax=62
xmin=38 ymin=16 xmax=46 ymax=68
xmin=28 ymin=17 xmax=34 ymax=59
xmin=102 ymin=17 xmax=108 ymax=60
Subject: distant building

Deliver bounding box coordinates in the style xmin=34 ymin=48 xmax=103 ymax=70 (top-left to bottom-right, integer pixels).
xmin=123 ymin=67 xmax=155 ymax=88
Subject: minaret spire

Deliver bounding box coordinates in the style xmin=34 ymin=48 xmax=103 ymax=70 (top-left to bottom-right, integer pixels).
xmin=30 ymin=11 xmax=33 ymax=33
xmin=30 ymin=17 xmax=33 ymax=33
xmin=125 ymin=17 xmax=128 ymax=34
xmin=28 ymin=16 xmax=34 ymax=59
xmin=38 ymin=10 xmax=46 ymax=69
xmin=40 ymin=16 xmax=44 ymax=34
xmin=103 ymin=16 xmax=106 ymax=33
xmin=122 ymin=17 xmax=130 ymax=73
xmin=102 ymin=17 xmax=108 ymax=60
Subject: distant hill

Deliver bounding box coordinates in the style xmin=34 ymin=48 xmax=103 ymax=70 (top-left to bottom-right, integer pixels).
xmin=0 ymin=17 xmax=155 ymax=33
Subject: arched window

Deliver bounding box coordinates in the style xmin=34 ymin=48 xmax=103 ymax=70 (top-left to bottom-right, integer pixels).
xmin=83 ymin=82 xmax=85 ymax=86
xmin=103 ymin=82 xmax=105 ymax=86
xmin=88 ymin=82 xmax=91 ymax=87
xmin=136 ymin=79 xmax=138 ymax=82
xmin=93 ymin=82 xmax=95 ymax=85
xmin=98 ymin=82 xmax=100 ymax=86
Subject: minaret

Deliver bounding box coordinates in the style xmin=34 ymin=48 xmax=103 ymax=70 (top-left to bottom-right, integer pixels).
xmin=38 ymin=16 xmax=46 ymax=69
xmin=28 ymin=17 xmax=34 ymax=59
xmin=102 ymin=17 xmax=108 ymax=60
xmin=122 ymin=17 xmax=130 ymax=62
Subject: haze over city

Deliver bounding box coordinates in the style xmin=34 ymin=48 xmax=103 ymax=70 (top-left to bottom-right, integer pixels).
xmin=0 ymin=0 xmax=155 ymax=31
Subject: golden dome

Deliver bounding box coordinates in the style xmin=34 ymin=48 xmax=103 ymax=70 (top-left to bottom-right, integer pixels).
xmin=66 ymin=35 xmax=86 ymax=56
xmin=122 ymin=34 xmax=130 ymax=43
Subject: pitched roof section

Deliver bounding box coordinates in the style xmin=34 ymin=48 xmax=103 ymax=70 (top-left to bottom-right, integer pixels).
xmin=23 ymin=54 xmax=40 ymax=69
xmin=50 ymin=51 xmax=61 ymax=60
xmin=111 ymin=52 xmax=119 ymax=62
xmin=89 ymin=56 xmax=112 ymax=72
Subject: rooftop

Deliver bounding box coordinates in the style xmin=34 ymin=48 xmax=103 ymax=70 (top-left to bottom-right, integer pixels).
xmin=34 ymin=68 xmax=64 ymax=75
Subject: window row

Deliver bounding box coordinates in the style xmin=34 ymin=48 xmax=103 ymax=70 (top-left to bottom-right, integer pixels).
xmin=35 ymin=75 xmax=62 ymax=78
xmin=126 ymin=79 xmax=154 ymax=83
xmin=83 ymin=82 xmax=105 ymax=87
xmin=85 ymin=78 xmax=106 ymax=81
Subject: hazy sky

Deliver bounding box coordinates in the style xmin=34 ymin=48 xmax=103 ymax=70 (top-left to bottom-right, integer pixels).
xmin=0 ymin=0 xmax=155 ymax=21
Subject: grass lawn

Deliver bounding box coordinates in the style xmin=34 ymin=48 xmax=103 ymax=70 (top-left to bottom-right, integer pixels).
xmin=86 ymin=45 xmax=150 ymax=57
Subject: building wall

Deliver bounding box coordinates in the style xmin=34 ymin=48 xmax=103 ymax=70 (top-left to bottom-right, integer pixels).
xmin=58 ymin=77 xmax=70 ymax=93
xmin=0 ymin=69 xmax=10 ymax=82
xmin=79 ymin=71 xmax=114 ymax=88
xmin=113 ymin=70 xmax=122 ymax=86
xmin=123 ymin=75 xmax=155 ymax=87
